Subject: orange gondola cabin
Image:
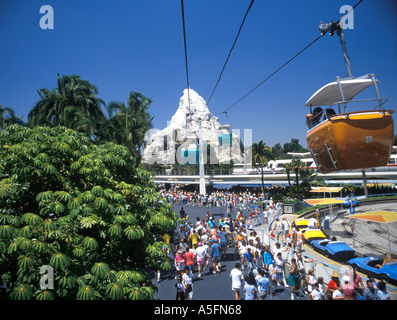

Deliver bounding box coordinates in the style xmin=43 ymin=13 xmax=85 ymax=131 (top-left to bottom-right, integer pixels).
xmin=306 ymin=74 xmax=394 ymax=174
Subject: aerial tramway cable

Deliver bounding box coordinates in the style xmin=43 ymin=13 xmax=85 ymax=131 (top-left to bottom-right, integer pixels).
xmin=220 ymin=34 xmax=323 ymax=114
xmin=217 ymin=0 xmax=364 ymax=115
xmin=180 ymin=0 xmax=191 ymax=111
xmin=207 ymin=0 xmax=255 ymax=105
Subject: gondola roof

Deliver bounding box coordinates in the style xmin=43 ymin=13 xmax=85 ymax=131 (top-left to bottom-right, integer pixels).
xmin=305 ymin=75 xmax=379 ymax=107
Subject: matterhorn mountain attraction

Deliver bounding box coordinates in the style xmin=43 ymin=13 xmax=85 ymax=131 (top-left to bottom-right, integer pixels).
xmin=142 ymin=88 xmax=244 ymax=166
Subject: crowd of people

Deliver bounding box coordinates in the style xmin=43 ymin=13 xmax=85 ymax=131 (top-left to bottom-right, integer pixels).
xmin=166 ymin=209 xmax=248 ymax=300
xmin=158 ymin=186 xmax=288 ymax=210
xmin=156 ymin=186 xmax=392 ymax=301
xmin=162 ymin=206 xmax=315 ymax=300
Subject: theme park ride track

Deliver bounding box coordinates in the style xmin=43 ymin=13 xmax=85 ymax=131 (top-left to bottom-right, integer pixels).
xmin=292 ymin=197 xmax=397 ymax=291
xmin=298 ymin=197 xmax=397 ymax=259
xmin=340 ymin=218 xmax=397 ymax=258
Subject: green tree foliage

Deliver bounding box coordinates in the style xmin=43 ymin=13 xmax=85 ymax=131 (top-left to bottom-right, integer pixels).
xmin=102 ymin=91 xmax=154 ymax=167
xmin=283 ymin=138 xmax=307 ymax=154
xmin=251 ymin=141 xmax=275 ymax=193
xmin=26 ymin=74 xmax=154 ymax=169
xmin=0 ymin=105 xmax=24 ymax=129
xmin=290 ymin=159 xmax=304 ymax=199
xmin=0 ymin=125 xmax=179 ymax=300
xmin=271 ymin=138 xmax=308 ymax=159
xmin=28 ymin=74 xmax=106 ymax=139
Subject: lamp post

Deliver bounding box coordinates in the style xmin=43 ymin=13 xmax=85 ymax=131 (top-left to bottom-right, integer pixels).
xmin=198 ymin=119 xmax=206 ymax=196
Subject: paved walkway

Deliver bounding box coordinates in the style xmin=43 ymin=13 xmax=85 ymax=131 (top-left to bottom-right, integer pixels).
xmin=154 ymin=202 xmax=397 ymax=300
xmin=153 ymin=204 xmax=306 ymax=301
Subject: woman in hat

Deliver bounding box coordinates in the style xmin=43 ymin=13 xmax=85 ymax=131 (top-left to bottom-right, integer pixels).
xmin=326 ymin=270 xmax=341 ymax=300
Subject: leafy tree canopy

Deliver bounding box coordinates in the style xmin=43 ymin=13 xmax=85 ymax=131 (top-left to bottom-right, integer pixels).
xmin=0 ymin=125 xmax=179 ymax=300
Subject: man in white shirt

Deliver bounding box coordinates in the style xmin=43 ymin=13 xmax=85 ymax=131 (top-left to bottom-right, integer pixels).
xmin=230 ymin=263 xmax=244 ymax=300
xmin=275 ymin=252 xmax=289 ymax=287
xmin=308 ymin=217 xmax=317 ymax=229
xmin=238 ymin=241 xmax=247 ymax=269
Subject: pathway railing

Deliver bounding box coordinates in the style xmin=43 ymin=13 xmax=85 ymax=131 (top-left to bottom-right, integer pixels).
xmin=243 ymin=205 xmax=397 ymax=300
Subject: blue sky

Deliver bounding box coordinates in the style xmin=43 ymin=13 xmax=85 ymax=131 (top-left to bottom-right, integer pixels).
xmin=0 ymin=0 xmax=396 ymax=148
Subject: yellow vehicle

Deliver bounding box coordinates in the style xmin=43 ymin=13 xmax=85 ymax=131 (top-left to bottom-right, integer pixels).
xmin=302 ymin=228 xmax=327 ymax=244
xmin=293 ymin=218 xmax=310 ymax=230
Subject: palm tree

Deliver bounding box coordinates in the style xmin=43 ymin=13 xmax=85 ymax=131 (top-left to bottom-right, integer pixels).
xmin=0 ymin=105 xmax=24 ymax=129
xmin=362 ymin=170 xmax=368 ymax=196
xmin=28 ymin=74 xmax=106 ymax=138
xmin=343 ymin=183 xmax=357 ymax=197
xmin=252 ymin=140 xmax=275 ymax=195
xmin=104 ymin=91 xmax=153 ymax=167
xmin=290 ymin=158 xmax=304 ymax=199
xmin=284 ymin=162 xmax=293 ymax=188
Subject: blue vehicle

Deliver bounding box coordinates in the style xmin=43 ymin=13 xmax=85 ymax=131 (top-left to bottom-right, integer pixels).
xmin=341 ymin=197 xmax=359 ymax=208
xmin=348 ymin=256 xmax=397 ymax=285
xmin=311 ymin=239 xmax=355 ymax=260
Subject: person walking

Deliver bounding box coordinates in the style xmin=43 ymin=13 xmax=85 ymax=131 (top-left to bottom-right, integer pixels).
xmin=256 ymin=268 xmax=271 ymax=300
xmin=182 ymin=267 xmax=194 ymax=300
xmin=184 ymin=248 xmax=196 ymax=273
xmin=243 ymin=272 xmax=257 ymax=300
xmin=177 ymin=238 xmax=188 ymax=253
xmin=296 ymin=251 xmax=316 ymax=295
xmin=210 ymin=239 xmax=221 ymax=273
xmin=189 ymin=228 xmax=200 ymax=250
xmin=179 ymin=207 xmax=186 ymax=219
xmin=282 ymin=217 xmax=290 ymax=240
xmin=174 ymin=250 xmax=186 ymax=279
xmin=230 ymin=263 xmax=244 ymax=300
xmin=295 ymin=229 xmax=303 ymax=251
xmin=244 ymin=248 xmax=254 ymax=272
xmin=272 ymin=218 xmax=284 ymax=243
xmin=238 ymin=240 xmax=248 ymax=269
xmin=195 ymin=242 xmax=206 ymax=278
xmin=175 ymin=276 xmax=185 ymax=300
xmin=268 ymin=260 xmax=278 ymax=294
xmin=217 ymin=226 xmax=228 ymax=258
xmin=263 ymin=245 xmax=273 ymax=269
xmin=288 ymin=258 xmax=300 ymax=300
xmin=275 ymin=252 xmax=289 ymax=287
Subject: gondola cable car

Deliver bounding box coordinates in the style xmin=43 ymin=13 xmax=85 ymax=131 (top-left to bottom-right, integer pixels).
xmin=305 ymin=21 xmax=394 ymax=174
xmin=219 ymin=112 xmax=232 ymax=147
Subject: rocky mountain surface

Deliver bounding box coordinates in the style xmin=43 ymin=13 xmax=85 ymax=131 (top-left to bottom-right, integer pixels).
xmin=142 ymin=88 xmax=244 ymax=166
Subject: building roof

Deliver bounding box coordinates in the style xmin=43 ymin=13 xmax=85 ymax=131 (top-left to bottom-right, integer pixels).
xmin=310 ymin=187 xmax=344 ymax=193
xmin=304 ymin=198 xmax=348 ymax=206
xmin=346 ymin=211 xmax=397 ymax=224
